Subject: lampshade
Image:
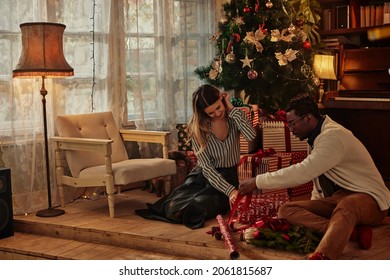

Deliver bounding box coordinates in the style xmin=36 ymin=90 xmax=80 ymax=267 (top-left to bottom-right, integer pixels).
xmin=313 ymin=54 xmax=337 ymax=80
xmin=13 ymin=22 xmax=74 ymax=78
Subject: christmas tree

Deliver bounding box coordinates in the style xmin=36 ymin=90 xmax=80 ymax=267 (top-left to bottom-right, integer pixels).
xmin=195 ymin=0 xmax=322 ymax=114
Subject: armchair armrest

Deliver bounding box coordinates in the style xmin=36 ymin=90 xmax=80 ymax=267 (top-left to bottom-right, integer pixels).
xmin=119 ymin=129 xmax=171 ymax=159
xmin=51 ymin=136 xmax=114 ymax=155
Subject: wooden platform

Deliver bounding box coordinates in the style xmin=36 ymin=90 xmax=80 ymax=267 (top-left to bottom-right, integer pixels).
xmin=1 ymin=188 xmax=389 ymax=260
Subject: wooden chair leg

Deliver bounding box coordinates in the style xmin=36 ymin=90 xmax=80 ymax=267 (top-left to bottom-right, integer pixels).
xmin=54 ymin=146 xmax=65 ymax=207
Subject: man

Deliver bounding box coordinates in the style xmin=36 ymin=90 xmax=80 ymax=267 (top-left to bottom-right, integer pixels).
xmin=239 ymin=93 xmax=390 ymax=260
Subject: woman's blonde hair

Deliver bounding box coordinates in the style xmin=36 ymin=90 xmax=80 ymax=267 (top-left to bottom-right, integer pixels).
xmin=188 ymin=84 xmax=221 ymax=152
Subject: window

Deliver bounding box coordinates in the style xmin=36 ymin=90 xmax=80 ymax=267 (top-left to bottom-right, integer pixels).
xmin=124 ymin=0 xmax=214 ymax=125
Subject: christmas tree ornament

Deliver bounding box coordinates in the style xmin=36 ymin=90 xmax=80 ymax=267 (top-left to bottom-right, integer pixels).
xmin=209 ymin=58 xmax=223 ymax=80
xmin=243 ymin=6 xmax=250 ymax=13
xmin=233 ymin=16 xmax=245 ymax=26
xmin=302 ymin=40 xmax=311 ymax=49
xmin=301 ymin=64 xmax=311 ymax=78
xmin=313 ymin=76 xmax=320 ymax=86
xmin=220 ymin=15 xmax=229 ymax=25
xmin=265 ymin=0 xmax=273 ymax=8
xmin=287 ymin=23 xmax=296 ymax=33
xmin=247 ymin=69 xmax=258 ymax=80
xmin=255 ymin=0 xmax=260 ymax=12
xmin=240 ymin=55 xmax=253 ymax=68
xmin=296 ymin=19 xmax=303 ymax=27
xmin=225 ymin=52 xmax=236 ymax=64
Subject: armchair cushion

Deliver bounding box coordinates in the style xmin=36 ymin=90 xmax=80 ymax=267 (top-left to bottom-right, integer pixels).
xmin=79 ymin=158 xmax=176 ymax=185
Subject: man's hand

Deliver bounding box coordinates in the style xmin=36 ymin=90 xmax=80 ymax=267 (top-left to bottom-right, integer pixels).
xmin=238 ymin=177 xmax=257 ymax=195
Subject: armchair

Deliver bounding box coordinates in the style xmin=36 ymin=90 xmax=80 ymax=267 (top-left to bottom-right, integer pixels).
xmin=51 ymin=111 xmax=176 ymax=217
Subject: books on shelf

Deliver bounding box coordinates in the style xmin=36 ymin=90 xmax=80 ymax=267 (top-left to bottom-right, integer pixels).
xmin=321 ymin=36 xmax=351 ymax=49
xmin=322 ymin=2 xmax=390 ymax=30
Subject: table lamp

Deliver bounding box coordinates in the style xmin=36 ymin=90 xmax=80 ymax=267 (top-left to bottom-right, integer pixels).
xmin=313 ymin=54 xmax=337 ymax=103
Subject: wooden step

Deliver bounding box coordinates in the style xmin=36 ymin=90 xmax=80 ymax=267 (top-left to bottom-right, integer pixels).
xmin=0 ymin=232 xmax=194 ymax=260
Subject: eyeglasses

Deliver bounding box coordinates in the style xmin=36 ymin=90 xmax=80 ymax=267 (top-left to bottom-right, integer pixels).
xmin=287 ymin=114 xmax=307 ymax=129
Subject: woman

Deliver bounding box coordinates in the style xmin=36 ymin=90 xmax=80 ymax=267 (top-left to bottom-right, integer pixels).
xmin=136 ymin=84 xmax=256 ymax=229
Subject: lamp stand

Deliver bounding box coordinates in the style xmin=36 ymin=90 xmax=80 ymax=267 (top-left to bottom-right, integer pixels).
xmin=318 ymin=79 xmax=325 ymax=104
xmin=36 ymin=76 xmax=65 ymax=217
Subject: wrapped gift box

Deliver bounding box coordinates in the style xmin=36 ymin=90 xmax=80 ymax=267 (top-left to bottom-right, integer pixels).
xmin=239 ymin=126 xmax=260 ymax=154
xmin=237 ymin=190 xmax=290 ymax=224
xmin=239 ymin=105 xmax=260 ymax=154
xmin=239 ymin=104 xmax=259 ymax=127
xmin=260 ymin=120 xmax=307 ymax=152
xmin=238 ymin=151 xmax=291 ymax=180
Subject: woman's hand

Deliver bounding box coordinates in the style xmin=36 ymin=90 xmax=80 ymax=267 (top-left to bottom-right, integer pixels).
xmin=228 ymin=189 xmax=239 ymax=209
xmin=221 ymin=92 xmax=234 ymax=112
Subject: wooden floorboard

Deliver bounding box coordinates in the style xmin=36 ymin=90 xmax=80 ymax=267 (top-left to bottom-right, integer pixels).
xmin=1 ymin=187 xmax=389 ymax=260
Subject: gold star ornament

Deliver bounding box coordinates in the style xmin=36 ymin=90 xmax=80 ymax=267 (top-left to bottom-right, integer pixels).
xmin=240 ymin=55 xmax=253 ymax=68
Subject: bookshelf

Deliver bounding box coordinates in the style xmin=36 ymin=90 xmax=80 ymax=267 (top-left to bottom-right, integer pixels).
xmin=319 ymin=0 xmax=390 ymax=46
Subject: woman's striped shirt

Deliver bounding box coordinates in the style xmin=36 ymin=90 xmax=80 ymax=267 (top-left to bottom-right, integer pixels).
xmin=191 ymin=107 xmax=256 ymax=195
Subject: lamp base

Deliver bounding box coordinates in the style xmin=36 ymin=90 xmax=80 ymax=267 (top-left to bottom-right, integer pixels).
xmin=36 ymin=207 xmax=65 ymax=217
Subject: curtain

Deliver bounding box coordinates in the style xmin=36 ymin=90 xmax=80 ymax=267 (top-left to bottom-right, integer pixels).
xmin=124 ymin=0 xmax=215 ymax=156
xmin=0 ymin=0 xmax=112 ymax=215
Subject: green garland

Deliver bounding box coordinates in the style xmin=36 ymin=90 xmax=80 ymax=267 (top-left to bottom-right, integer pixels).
xmin=243 ymin=218 xmax=323 ymax=254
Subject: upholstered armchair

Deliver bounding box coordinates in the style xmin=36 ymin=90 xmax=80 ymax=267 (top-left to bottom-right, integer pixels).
xmin=51 ymin=111 xmax=177 ymax=217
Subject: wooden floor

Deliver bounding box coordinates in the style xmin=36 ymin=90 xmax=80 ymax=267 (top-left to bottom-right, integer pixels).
xmin=1 ymin=187 xmax=389 ymax=260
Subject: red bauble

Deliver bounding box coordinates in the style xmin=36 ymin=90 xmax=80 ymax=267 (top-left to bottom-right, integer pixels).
xmin=302 ymin=41 xmax=311 ymax=49
xmin=247 ymin=69 xmax=258 ymax=80
xmin=243 ymin=6 xmax=250 ymax=13
xmin=296 ymin=19 xmax=303 ymax=27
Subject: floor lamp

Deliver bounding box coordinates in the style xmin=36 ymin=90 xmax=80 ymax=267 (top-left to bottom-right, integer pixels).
xmin=313 ymin=54 xmax=337 ymax=104
xmin=12 ymin=22 xmax=74 ymax=217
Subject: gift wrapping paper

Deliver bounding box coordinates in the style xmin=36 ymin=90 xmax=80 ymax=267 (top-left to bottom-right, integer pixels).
xmin=237 ymin=152 xmax=291 ymax=224
xmin=216 ymin=215 xmax=240 ymax=260
xmin=237 ymin=190 xmax=290 ymax=225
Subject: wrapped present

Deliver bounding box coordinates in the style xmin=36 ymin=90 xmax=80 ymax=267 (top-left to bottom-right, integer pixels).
xmin=287 ymin=151 xmax=313 ymax=197
xmin=238 ymin=104 xmax=260 ymax=154
xmin=176 ymin=123 xmax=192 ymax=151
xmin=260 ymin=120 xmax=307 ymax=152
xmin=239 ymin=126 xmax=260 ymax=154
xmin=238 ymin=104 xmax=259 ymax=127
xmin=237 ymin=190 xmax=290 ymax=225
xmin=237 ymin=150 xmax=291 ymax=224
xmin=238 ymin=149 xmax=291 ymax=180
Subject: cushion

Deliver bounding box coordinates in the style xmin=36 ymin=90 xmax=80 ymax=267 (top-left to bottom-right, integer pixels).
xmin=79 ymin=158 xmax=177 ymax=185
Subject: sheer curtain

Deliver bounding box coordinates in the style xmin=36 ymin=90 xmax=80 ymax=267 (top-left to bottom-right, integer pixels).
xmin=124 ymin=0 xmax=215 ymax=154
xmin=0 ymin=0 xmax=113 ymax=215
